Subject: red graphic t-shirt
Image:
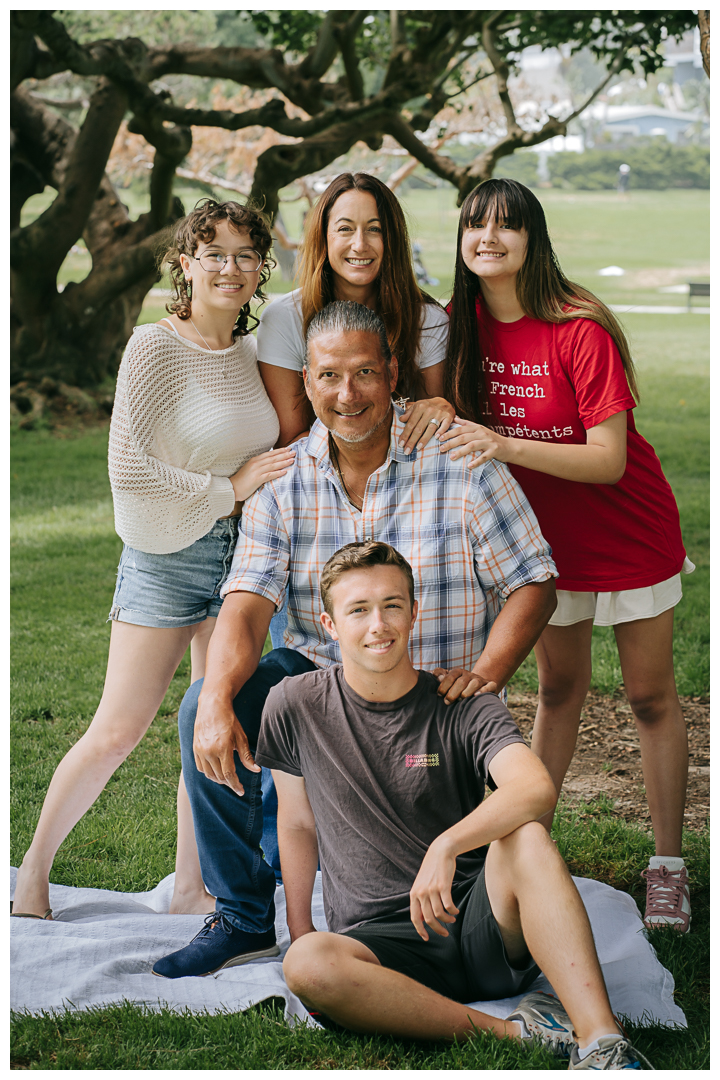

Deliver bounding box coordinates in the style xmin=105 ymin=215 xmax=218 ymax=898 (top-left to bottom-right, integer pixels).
xmin=476 ymin=304 xmax=686 ymax=592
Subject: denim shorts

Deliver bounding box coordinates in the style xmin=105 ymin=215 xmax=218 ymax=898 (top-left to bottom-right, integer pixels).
xmin=108 ymin=517 xmax=239 ymax=629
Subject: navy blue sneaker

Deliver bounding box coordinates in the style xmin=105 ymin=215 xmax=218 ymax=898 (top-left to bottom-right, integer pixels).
xmin=152 ymin=912 xmax=280 ymax=978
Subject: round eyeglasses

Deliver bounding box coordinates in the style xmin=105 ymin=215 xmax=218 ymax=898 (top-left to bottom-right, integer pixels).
xmin=193 ymin=250 xmax=263 ymax=273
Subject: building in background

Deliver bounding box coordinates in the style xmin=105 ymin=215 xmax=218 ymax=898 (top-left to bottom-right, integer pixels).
xmin=663 ymin=26 xmax=705 ymax=87
xmin=584 ymin=103 xmax=708 ymax=144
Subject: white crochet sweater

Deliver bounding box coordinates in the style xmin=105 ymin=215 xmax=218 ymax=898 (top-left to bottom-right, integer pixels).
xmin=108 ymin=323 xmax=280 ymax=554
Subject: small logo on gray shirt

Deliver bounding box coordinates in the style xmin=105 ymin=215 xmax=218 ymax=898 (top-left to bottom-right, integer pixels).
xmin=405 ymin=753 xmax=440 ymax=768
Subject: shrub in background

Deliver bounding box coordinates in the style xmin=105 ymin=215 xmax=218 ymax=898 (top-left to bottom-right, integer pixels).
xmin=494 ymin=151 xmax=541 ymax=187
xmin=548 ymin=137 xmax=709 ymax=190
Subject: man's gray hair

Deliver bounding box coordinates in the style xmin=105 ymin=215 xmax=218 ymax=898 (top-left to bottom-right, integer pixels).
xmin=304 ymin=300 xmax=393 ymax=370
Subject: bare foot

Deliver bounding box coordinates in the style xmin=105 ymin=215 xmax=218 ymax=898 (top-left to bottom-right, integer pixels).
xmin=168 ymin=890 xmax=216 ymax=915
xmin=12 ymin=862 xmax=53 ymax=919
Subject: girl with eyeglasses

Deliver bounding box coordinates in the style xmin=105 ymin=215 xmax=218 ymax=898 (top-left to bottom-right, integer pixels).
xmin=12 ymin=200 xmax=296 ymax=922
xmin=439 ymin=178 xmax=693 ymax=934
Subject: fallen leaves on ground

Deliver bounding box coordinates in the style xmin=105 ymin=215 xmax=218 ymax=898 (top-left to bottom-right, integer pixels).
xmin=507 ymin=690 xmax=709 ymax=832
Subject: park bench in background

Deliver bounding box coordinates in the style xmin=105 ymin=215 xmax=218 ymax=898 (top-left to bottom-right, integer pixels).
xmin=687 ymin=281 xmax=710 ymax=310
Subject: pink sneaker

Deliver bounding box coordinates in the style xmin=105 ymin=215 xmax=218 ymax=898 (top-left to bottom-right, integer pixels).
xmin=641 ymin=864 xmax=691 ymax=933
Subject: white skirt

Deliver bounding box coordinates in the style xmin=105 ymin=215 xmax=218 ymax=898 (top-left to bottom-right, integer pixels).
xmin=548 ymin=557 xmax=696 ymax=628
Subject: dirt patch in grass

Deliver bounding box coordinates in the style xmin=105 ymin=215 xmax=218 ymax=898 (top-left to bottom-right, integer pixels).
xmin=507 ymin=690 xmax=709 ymax=832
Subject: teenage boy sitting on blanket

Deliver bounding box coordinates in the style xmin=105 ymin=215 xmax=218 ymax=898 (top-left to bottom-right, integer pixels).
xmin=255 ymin=540 xmax=652 ymax=1071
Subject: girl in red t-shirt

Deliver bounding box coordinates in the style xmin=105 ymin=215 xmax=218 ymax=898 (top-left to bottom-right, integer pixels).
xmin=439 ymin=178 xmax=693 ymax=933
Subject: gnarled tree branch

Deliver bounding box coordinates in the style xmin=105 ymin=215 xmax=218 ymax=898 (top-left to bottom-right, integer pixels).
xmin=559 ymin=47 xmax=629 ymax=127
xmin=10 ymin=86 xmax=77 ymax=220
xmin=250 ymin=110 xmax=397 ymax=218
xmin=482 ymin=12 xmax=520 ymax=137
xmin=62 ymin=234 xmax=159 ymax=322
xmin=337 ymin=11 xmax=367 ymax=102
xmin=127 ymin=112 xmax=192 ymax=229
xmin=383 ymin=113 xmax=465 ymax=189
xmin=298 ymin=10 xmax=343 ymax=79
xmin=390 ymin=11 xmax=406 ymax=52
xmin=12 ymin=80 xmax=128 ymax=280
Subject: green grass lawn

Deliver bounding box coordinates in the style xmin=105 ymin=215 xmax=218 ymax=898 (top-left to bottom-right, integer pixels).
xmin=12 ymin=188 xmax=708 ymax=1068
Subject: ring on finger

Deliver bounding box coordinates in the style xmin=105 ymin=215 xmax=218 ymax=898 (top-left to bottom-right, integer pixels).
xmin=428 ymin=418 xmax=440 ymax=426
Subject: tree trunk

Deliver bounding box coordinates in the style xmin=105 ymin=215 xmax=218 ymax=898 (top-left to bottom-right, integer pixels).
xmin=698 ymin=11 xmax=710 ymax=78
xmin=11 ymin=87 xmax=177 ymax=386
xmin=11 ymin=276 xmax=158 ymax=388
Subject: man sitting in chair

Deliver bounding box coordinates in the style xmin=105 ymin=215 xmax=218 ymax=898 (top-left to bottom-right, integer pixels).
xmin=256 ymin=541 xmax=651 ymax=1071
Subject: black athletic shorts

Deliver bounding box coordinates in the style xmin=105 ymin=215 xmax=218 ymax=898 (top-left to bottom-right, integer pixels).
xmin=341 ymin=865 xmax=540 ymax=1003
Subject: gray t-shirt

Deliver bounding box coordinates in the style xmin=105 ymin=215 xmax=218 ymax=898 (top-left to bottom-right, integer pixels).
xmin=256 ymin=289 xmax=449 ymax=372
xmin=256 ymin=667 xmax=526 ymax=933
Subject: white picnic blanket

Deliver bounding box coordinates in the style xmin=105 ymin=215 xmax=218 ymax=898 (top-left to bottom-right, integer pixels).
xmin=10 ymin=868 xmax=685 ymax=1029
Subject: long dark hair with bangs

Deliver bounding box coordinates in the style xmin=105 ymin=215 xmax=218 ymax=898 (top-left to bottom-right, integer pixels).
xmin=444 ymin=178 xmax=639 ymax=423
xmin=298 ymin=173 xmax=441 ymax=401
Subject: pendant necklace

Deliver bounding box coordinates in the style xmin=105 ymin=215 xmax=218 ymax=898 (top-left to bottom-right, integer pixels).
xmin=329 ymin=435 xmax=364 ymax=509
xmin=190 ymin=317 xmax=228 ymax=378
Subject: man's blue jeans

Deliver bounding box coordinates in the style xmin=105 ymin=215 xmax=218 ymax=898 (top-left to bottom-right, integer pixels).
xmin=268 ymin=603 xmax=289 ymax=651
xmin=179 ymin=648 xmax=316 ymax=933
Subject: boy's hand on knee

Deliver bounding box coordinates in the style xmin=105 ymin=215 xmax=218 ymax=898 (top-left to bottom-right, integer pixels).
xmin=409 ymin=839 xmax=459 ymax=941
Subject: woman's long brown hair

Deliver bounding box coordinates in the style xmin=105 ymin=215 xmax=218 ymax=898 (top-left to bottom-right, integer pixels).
xmin=444 ymin=178 xmax=639 ymax=422
xmin=298 ymin=173 xmax=442 ymax=401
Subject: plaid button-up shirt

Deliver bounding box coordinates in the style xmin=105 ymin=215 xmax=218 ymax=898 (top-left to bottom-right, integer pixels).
xmin=222 ymin=407 xmax=557 ymax=670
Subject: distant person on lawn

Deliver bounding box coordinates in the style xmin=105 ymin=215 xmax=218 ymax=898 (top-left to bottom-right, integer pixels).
xmin=151 ymin=300 xmax=557 ymax=979
xmin=258 ymin=541 xmax=652 ymax=1071
xmin=441 ymin=177 xmax=693 ymax=933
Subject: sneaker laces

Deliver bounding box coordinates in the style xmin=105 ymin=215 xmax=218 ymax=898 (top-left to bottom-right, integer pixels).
xmin=641 ymin=865 xmax=689 ymax=918
xmin=544 ymin=1029 xmax=576 ymax=1057
xmin=196 ymin=911 xmax=235 ymax=939
xmin=600 ymin=1037 xmax=654 ymax=1071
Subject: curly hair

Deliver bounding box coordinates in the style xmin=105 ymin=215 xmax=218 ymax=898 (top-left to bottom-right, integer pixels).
xmin=161 ymin=199 xmax=276 ymax=336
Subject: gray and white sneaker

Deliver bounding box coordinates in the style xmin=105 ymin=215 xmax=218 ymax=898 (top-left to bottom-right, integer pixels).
xmin=506 ymin=990 xmax=577 ymax=1058
xmin=570 ymin=1034 xmax=654 ymax=1070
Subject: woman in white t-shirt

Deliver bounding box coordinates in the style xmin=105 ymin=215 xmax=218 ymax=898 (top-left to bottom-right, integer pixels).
xmin=12 ymin=200 xmax=297 ymax=922
xmin=257 ymin=172 xmax=454 ymax=447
